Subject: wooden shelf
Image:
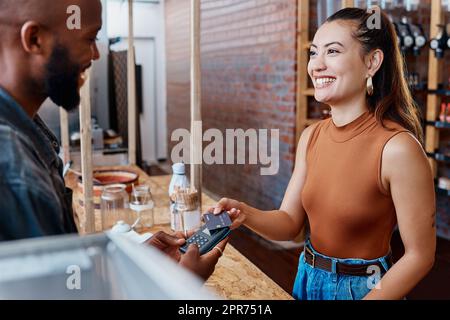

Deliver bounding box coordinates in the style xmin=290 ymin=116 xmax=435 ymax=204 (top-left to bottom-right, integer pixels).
xmin=301 ymin=88 xmax=315 ymax=96
xmin=428 ymin=89 xmax=450 ymax=96
xmin=295 ymin=0 xmax=310 ymax=144
xmin=436 ymin=187 xmax=450 ymax=197
xmin=427 ymin=153 xmax=450 ymax=164
xmin=425 ymin=0 xmax=445 ymax=178
xmin=426 ymin=121 xmax=450 ymax=129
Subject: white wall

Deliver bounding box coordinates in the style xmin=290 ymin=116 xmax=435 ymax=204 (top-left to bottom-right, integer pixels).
xmin=107 ymin=0 xmax=168 ymax=163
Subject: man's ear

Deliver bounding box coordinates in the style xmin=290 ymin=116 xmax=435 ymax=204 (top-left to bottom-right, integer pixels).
xmin=366 ymin=49 xmax=384 ymax=77
xmin=20 ymin=21 xmax=46 ymax=54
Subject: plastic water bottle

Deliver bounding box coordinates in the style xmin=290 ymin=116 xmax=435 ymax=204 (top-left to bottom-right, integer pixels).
xmin=169 ymin=163 xmax=189 ymax=231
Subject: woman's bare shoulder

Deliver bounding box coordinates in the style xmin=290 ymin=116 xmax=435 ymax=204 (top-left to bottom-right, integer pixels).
xmin=384 ymin=132 xmax=423 ymax=156
xmin=294 ymin=121 xmax=323 ymax=166
xmin=297 ymin=119 xmax=328 ymax=148
xmin=382 ymin=131 xmax=429 ymax=175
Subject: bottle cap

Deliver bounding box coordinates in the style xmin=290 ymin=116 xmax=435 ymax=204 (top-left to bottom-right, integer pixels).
xmin=172 ymin=163 xmax=185 ymax=175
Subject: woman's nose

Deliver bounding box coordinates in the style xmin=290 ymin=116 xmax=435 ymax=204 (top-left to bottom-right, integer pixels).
xmin=310 ymin=54 xmax=327 ymax=72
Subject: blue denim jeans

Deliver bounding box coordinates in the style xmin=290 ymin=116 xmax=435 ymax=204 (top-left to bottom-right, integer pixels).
xmin=293 ymin=239 xmax=392 ymax=300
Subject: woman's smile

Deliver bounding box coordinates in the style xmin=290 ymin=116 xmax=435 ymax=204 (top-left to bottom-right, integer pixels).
xmin=314 ymin=76 xmax=337 ymax=89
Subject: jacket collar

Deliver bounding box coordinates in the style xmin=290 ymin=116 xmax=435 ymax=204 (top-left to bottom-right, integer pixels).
xmin=0 ymin=87 xmax=60 ymax=169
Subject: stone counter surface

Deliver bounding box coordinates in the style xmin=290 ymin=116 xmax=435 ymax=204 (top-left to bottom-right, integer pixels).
xmin=66 ymin=165 xmax=292 ymax=300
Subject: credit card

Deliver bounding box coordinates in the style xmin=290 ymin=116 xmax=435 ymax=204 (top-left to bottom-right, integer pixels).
xmin=203 ymin=211 xmax=232 ymax=231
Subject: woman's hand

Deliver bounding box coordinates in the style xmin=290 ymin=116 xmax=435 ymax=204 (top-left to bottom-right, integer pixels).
xmin=207 ymin=198 xmax=246 ymax=230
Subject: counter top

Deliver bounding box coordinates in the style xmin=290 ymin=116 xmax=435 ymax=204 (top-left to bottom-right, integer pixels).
xmin=66 ymin=165 xmax=292 ymax=300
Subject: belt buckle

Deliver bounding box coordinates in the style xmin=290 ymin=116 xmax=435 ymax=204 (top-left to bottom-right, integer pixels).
xmin=305 ymin=245 xmax=316 ymax=268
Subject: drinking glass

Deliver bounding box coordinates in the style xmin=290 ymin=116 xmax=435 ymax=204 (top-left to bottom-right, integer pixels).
xmin=100 ymin=184 xmax=131 ymax=230
xmin=130 ymin=184 xmax=155 ymax=231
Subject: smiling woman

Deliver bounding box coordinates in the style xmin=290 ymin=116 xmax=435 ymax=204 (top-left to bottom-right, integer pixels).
xmin=308 ymin=27 xmax=382 ymax=125
xmin=208 ymin=7 xmax=436 ymax=301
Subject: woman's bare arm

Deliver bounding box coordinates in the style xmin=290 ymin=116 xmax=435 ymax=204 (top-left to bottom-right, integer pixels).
xmin=364 ymin=132 xmax=436 ymax=300
xmin=212 ymin=124 xmax=317 ymax=241
xmin=242 ymin=124 xmax=315 ymax=240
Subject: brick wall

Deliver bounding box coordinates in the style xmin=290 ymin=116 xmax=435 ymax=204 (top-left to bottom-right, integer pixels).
xmin=165 ymin=0 xmax=297 ymax=210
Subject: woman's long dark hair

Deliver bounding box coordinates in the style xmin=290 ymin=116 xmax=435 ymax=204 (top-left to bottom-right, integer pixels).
xmin=326 ymin=7 xmax=424 ymax=145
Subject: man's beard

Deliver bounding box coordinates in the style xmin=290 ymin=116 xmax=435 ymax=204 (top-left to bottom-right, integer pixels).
xmin=43 ymin=44 xmax=82 ymax=112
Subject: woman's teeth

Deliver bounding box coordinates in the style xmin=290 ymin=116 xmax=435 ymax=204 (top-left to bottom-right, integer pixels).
xmin=315 ymin=78 xmax=336 ymax=87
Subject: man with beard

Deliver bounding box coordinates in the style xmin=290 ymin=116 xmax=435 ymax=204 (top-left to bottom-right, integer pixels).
xmin=0 ymin=0 xmax=226 ymax=281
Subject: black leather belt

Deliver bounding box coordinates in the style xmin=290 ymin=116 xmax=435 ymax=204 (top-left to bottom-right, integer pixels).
xmin=304 ymin=245 xmax=392 ymax=276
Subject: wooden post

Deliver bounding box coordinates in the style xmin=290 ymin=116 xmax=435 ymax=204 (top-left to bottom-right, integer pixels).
xmin=293 ymin=0 xmax=312 ymax=243
xmin=128 ymin=0 xmax=137 ymax=165
xmin=79 ymin=69 xmax=95 ymax=234
xmin=190 ymin=0 xmax=202 ymax=206
xmin=426 ymin=0 xmax=443 ymax=177
xmin=295 ymin=0 xmax=310 ymax=144
xmin=59 ymin=109 xmax=70 ymax=164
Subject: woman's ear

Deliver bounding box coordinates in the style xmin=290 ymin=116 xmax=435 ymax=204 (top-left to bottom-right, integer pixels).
xmin=366 ymin=49 xmax=384 ymax=77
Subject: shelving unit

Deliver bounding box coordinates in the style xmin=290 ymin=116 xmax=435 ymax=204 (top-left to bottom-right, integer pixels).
xmin=436 ymin=187 xmax=450 ymax=197
xmin=428 ymin=89 xmax=450 ymax=96
xmin=427 ymin=152 xmax=450 ymax=164
xmin=425 ymin=1 xmax=450 ymax=241
xmin=427 ymin=121 xmax=450 ymax=129
xmin=425 ymin=0 xmax=446 ymax=177
xmin=295 ymin=0 xmax=310 ymax=143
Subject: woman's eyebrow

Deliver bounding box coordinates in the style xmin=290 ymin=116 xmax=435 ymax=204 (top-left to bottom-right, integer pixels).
xmin=310 ymin=41 xmax=345 ymax=49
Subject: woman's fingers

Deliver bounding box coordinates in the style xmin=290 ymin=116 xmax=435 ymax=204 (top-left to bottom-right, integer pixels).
xmin=213 ymin=198 xmax=232 ymax=214
xmin=230 ymin=210 xmax=244 ymax=230
xmin=205 ymin=199 xmax=245 ymax=229
xmin=228 ymin=208 xmax=240 ymax=219
xmin=208 ymin=198 xmax=241 ymax=216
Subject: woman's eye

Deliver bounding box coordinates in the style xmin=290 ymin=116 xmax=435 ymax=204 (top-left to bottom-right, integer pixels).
xmin=309 ymin=51 xmax=317 ymax=57
xmin=328 ymin=49 xmax=339 ymax=54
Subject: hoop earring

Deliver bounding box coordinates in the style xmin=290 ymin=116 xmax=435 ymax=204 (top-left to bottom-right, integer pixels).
xmin=366 ymin=76 xmax=374 ymax=96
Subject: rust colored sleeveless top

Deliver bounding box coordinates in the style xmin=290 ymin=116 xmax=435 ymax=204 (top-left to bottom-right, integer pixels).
xmin=301 ymin=111 xmax=409 ymax=259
